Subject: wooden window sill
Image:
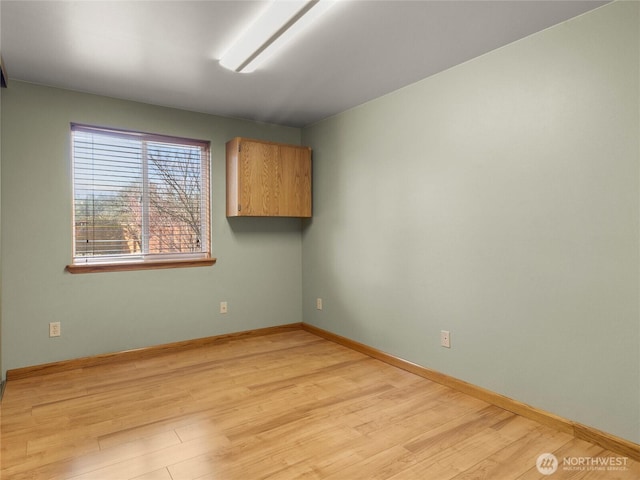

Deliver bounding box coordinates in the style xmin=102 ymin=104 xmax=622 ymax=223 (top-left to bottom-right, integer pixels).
xmin=66 ymin=257 xmax=217 ymax=274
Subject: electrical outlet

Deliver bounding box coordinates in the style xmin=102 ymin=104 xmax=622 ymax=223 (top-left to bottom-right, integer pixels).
xmin=220 ymin=301 xmax=228 ymax=314
xmin=49 ymin=322 xmax=61 ymax=337
xmin=316 ymin=298 xmax=323 ymax=310
xmin=440 ymin=330 xmax=451 ymax=348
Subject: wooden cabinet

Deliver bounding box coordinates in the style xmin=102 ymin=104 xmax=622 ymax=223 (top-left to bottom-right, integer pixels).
xmin=226 ymin=137 xmax=312 ymax=218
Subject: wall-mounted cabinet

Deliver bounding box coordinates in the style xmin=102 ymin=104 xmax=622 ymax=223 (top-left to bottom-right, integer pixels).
xmin=226 ymin=137 xmax=312 ymax=218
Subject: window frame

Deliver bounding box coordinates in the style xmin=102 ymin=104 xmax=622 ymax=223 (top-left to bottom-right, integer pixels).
xmin=67 ymin=123 xmax=215 ymax=274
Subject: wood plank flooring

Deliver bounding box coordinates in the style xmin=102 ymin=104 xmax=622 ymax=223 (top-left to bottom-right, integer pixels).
xmin=1 ymin=330 xmax=638 ymax=479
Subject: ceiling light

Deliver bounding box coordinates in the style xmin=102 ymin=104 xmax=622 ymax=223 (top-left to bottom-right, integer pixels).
xmin=219 ymin=0 xmax=336 ymax=74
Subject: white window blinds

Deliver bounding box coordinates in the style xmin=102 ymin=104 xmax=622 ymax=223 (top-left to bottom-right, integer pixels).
xmin=71 ymin=124 xmax=211 ymax=264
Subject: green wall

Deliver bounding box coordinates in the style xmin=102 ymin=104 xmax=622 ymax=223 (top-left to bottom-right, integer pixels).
xmin=1 ymin=81 xmax=303 ymax=377
xmin=302 ymin=1 xmax=640 ymax=444
xmin=0 ymin=6 xmax=4 ymax=389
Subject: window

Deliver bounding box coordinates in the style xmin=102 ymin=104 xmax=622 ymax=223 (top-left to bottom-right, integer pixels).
xmin=68 ymin=124 xmax=213 ymax=272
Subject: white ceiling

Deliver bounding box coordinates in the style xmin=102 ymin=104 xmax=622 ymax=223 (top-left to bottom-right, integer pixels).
xmin=1 ymin=0 xmax=607 ymax=128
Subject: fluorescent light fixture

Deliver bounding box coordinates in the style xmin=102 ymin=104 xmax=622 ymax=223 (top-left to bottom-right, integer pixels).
xmin=220 ymin=0 xmax=336 ymax=73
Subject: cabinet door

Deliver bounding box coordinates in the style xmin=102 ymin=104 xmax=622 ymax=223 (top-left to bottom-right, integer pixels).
xmin=277 ymin=144 xmax=311 ymax=217
xmin=238 ymin=140 xmax=279 ymax=216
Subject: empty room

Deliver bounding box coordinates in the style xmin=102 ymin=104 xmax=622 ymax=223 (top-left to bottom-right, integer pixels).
xmin=0 ymin=0 xmax=639 ymax=478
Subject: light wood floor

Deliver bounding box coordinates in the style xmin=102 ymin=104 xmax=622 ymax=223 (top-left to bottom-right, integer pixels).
xmin=1 ymin=330 xmax=638 ymax=479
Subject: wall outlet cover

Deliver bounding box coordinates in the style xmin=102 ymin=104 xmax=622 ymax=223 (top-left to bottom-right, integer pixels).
xmin=440 ymin=330 xmax=451 ymax=348
xmin=49 ymin=322 xmax=61 ymax=337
